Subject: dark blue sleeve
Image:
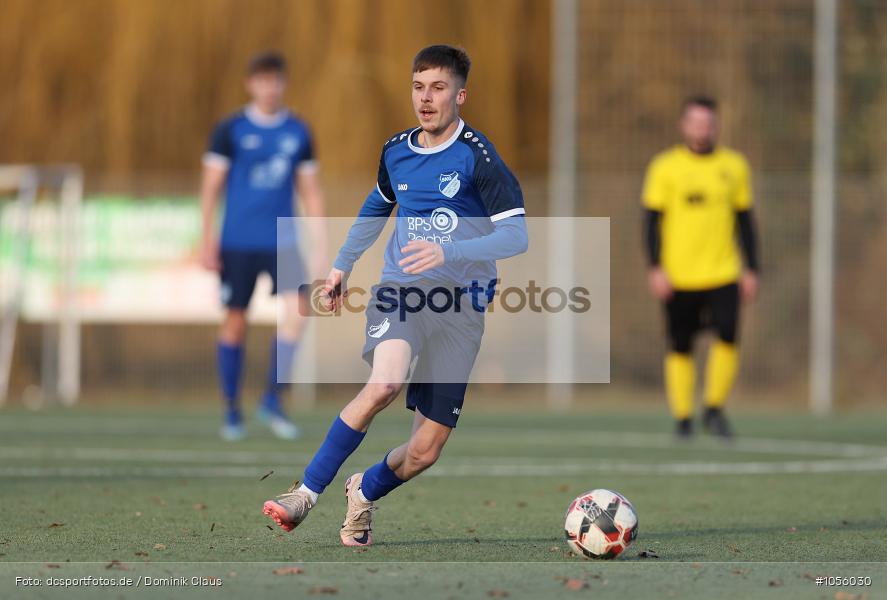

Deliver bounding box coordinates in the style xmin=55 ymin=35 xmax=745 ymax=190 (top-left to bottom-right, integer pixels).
xmin=206 ymin=119 xmax=235 ymax=160
xmin=472 ymin=143 xmax=525 ymax=220
xmin=376 ymin=148 xmax=396 ymax=203
xmin=299 ymin=124 xmax=316 ymax=165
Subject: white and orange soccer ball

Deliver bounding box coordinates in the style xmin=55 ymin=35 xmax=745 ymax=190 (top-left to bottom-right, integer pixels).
xmin=564 ymin=489 xmax=638 ymax=559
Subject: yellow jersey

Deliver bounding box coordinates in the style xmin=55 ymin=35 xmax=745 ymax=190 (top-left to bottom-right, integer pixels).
xmin=642 ymin=145 xmax=752 ymax=290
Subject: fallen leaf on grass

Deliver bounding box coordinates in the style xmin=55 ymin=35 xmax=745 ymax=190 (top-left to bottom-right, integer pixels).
xmin=483 ymin=500 xmax=497 ymax=508
xmin=466 ymin=528 xmax=476 ymax=533
xmin=516 ymin=501 xmax=528 ymax=508
xmin=273 ymin=567 xmax=304 ymax=575
xmin=193 ymin=503 xmax=208 ymax=510
xmin=151 ymin=497 xmax=167 ymax=507
xmin=549 ymin=546 xmax=561 ymax=552
xmin=768 ymin=579 xmax=783 ymax=587
xmin=105 ymin=560 xmax=130 ymax=571
xmin=786 ymin=527 xmax=797 ymax=532
xmin=727 ymin=544 xmax=741 ymax=554
xmin=48 ymin=523 xmax=65 ymax=528
xmin=637 ymin=549 xmax=659 ymax=559
xmin=46 ymin=564 xmax=60 ymax=569
xmin=266 ymin=525 xmax=274 ymax=531
xmin=487 ymin=590 xmax=509 ymax=598
xmin=260 ymin=471 xmax=274 ymax=481
xmin=557 ymin=484 xmax=569 ymax=492
xmin=366 ymin=568 xmax=378 ymax=574
xmin=210 ymin=523 xmax=215 ymax=532
xmin=564 ymin=579 xmax=589 ymax=591
xmin=134 ymin=552 xmax=148 ymax=557
xmin=153 ymin=544 xmax=166 ymax=550
xmin=731 ymin=568 xmax=748 ymax=576
xmin=802 ymin=573 xmax=816 ymax=581
xmin=473 ymin=537 xmax=481 ymax=543
xmin=134 ymin=512 xmax=142 ymax=517
xmin=308 ymin=586 xmax=338 ymax=594
xmin=352 ymin=548 xmax=368 ymax=553
xmin=834 ymin=592 xmax=863 ymax=600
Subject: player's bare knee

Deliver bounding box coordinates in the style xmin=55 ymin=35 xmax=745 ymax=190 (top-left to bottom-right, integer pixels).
xmin=363 ymin=381 xmax=402 ymax=410
xmin=220 ymin=310 xmax=247 ymax=344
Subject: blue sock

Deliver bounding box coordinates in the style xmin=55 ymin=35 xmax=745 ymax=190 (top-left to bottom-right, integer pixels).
xmin=303 ymin=416 xmax=366 ymax=494
xmin=217 ymin=342 xmax=243 ymax=424
xmin=361 ymin=452 xmax=406 ymax=501
xmin=262 ymin=337 xmax=298 ymax=413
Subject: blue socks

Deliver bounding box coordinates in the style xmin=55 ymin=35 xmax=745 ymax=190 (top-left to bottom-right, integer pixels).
xmin=303 ymin=416 xmax=366 ymax=494
xmin=262 ymin=337 xmax=298 ymax=413
xmin=217 ymin=342 xmax=243 ymax=424
xmin=361 ymin=453 xmax=406 ymax=501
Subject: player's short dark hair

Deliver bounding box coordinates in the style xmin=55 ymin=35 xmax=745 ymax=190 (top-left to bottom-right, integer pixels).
xmin=247 ymin=51 xmax=287 ymax=76
xmin=682 ymin=95 xmax=718 ymax=114
xmin=412 ymin=45 xmax=471 ymax=86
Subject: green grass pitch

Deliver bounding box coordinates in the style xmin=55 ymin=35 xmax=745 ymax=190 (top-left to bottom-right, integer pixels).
xmin=0 ymin=404 xmax=885 ymax=599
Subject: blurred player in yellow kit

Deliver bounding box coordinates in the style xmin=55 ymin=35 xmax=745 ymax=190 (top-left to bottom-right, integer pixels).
xmin=642 ymin=96 xmax=760 ymax=439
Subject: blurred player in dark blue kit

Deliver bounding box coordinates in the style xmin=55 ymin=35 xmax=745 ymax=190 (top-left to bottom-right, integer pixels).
xmin=262 ymin=45 xmax=528 ymax=546
xmin=199 ymin=51 xmax=326 ymax=441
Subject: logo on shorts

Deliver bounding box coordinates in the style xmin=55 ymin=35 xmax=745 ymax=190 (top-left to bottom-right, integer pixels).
xmin=452 ymin=407 xmax=461 ymax=415
xmin=438 ymin=172 xmax=461 ymax=198
xmin=368 ymin=317 xmax=391 ymax=338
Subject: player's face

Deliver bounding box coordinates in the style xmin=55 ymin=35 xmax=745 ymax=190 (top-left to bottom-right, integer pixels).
xmin=680 ymin=105 xmax=718 ymax=153
xmin=412 ymin=68 xmax=466 ymax=135
xmin=246 ymin=71 xmax=286 ymax=113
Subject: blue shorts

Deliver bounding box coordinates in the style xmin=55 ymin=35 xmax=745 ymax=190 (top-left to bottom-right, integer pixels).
xmin=219 ymin=248 xmax=306 ymax=309
xmin=362 ymin=281 xmax=485 ymax=428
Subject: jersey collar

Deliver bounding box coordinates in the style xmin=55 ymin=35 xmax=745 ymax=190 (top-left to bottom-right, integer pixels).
xmin=244 ymin=104 xmax=289 ymax=128
xmin=407 ymin=119 xmax=465 ymax=154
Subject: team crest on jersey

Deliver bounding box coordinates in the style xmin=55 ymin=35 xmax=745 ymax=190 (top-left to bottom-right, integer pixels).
xmin=278 ymin=135 xmax=300 ymax=155
xmin=438 ymin=172 xmax=461 ymax=198
xmin=241 ymin=134 xmax=261 ymax=150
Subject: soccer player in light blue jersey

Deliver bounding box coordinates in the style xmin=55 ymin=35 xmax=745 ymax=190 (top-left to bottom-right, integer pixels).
xmin=263 ymin=45 xmax=528 ymax=546
xmin=200 ymin=51 xmax=326 ymax=441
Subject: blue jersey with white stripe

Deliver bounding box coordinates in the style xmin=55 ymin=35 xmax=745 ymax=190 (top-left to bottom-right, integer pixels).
xmin=204 ymin=105 xmax=315 ymax=250
xmin=368 ymin=119 xmax=525 ymax=285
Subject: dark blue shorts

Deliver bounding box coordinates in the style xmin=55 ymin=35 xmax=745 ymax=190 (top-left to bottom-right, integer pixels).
xmin=362 ymin=281 xmax=485 ymax=428
xmin=219 ymin=248 xmax=306 ymax=309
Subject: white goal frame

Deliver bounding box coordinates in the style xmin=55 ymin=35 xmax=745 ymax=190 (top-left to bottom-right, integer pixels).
xmin=0 ymin=164 xmax=83 ymax=406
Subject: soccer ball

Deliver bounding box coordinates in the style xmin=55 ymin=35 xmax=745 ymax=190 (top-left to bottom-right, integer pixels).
xmin=564 ymin=489 xmax=638 ymax=559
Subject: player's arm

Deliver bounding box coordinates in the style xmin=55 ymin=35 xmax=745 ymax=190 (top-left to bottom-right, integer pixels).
xmin=641 ymin=157 xmax=672 ymax=300
xmin=199 ymin=165 xmax=226 ymax=271
xmin=295 ymin=139 xmax=328 ymax=278
xmin=400 ymin=217 xmax=528 ymax=274
xmin=734 ymin=156 xmax=759 ymax=302
xmin=199 ymin=121 xmax=233 ymax=271
xmin=322 ymin=151 xmax=397 ymax=310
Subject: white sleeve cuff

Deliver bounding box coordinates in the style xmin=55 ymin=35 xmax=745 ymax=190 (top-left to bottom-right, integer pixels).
xmin=297 ymin=159 xmax=319 ymax=174
xmin=489 ymin=207 xmax=526 ymax=222
xmin=202 ymin=152 xmax=230 ymax=170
